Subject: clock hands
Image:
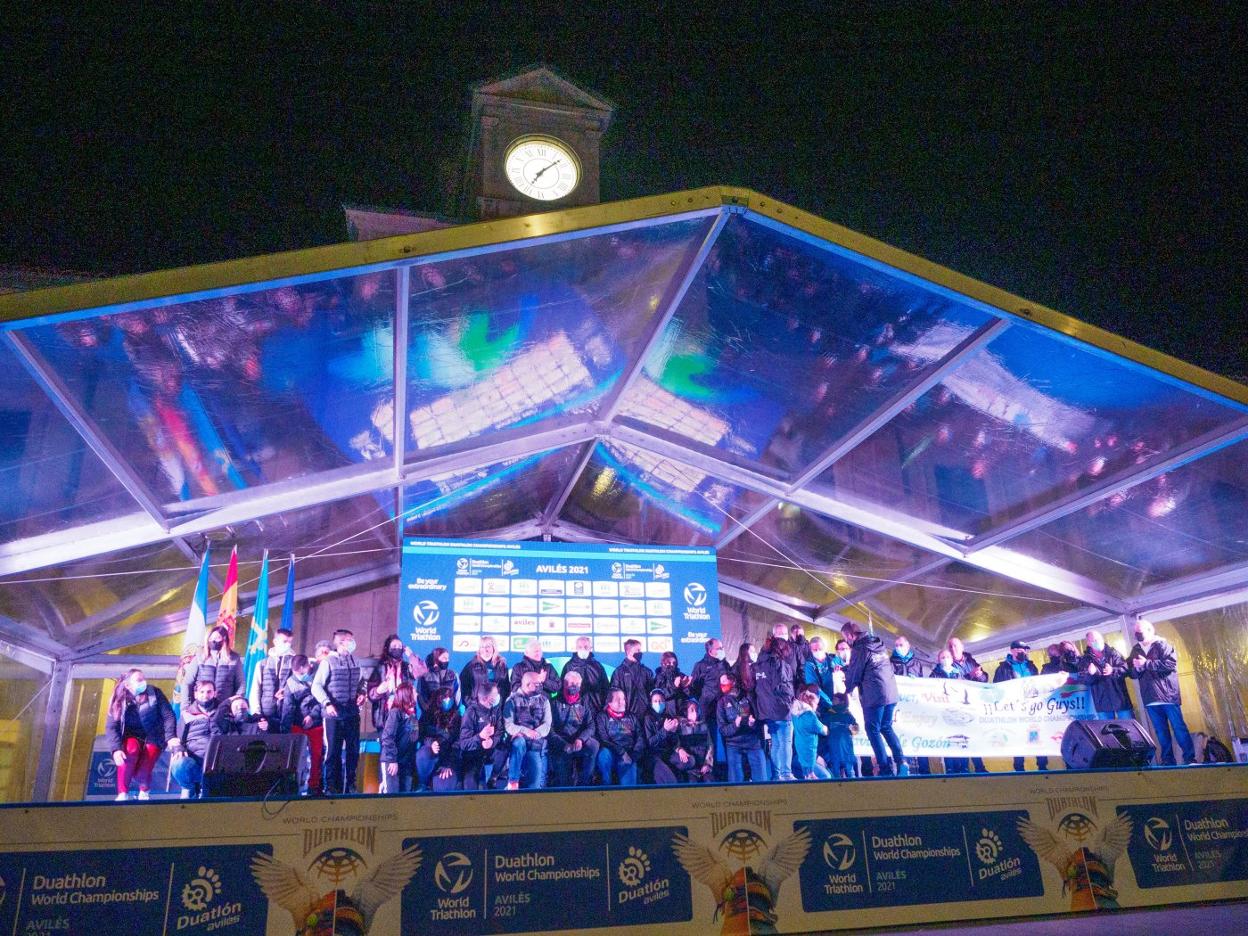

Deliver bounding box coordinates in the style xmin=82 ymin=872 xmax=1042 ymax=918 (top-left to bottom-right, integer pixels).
xmin=529 ymin=158 xmax=561 ymax=184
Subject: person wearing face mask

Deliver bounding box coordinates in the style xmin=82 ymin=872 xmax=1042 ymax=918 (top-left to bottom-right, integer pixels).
xmin=368 ymin=634 xmax=423 ymax=733
xmin=171 ymin=679 xmax=222 ymax=799
xmin=561 ymin=636 xmax=610 ymax=714
xmin=716 ymin=672 xmax=766 ymax=783
xmin=415 ymin=686 xmax=461 ymax=792
xmin=550 ymin=672 xmax=599 ymax=787
xmin=280 ymin=654 xmax=324 ymax=795
xmin=655 ymin=652 xmax=693 ymax=711
xmin=461 ymin=636 xmax=510 ymax=708
xmin=379 ymin=684 xmax=420 ymax=794
xmin=993 ymin=641 xmax=1046 ymax=772
xmin=825 ymin=692 xmax=861 ymax=779
xmin=929 ymin=650 xmax=969 ymax=774
xmin=610 ymin=639 xmax=655 ymax=721
xmin=509 ymin=639 xmax=560 ymax=698
xmin=731 ymin=642 xmax=758 ymax=708
xmin=419 ymin=646 xmax=460 ymax=714
xmin=803 ymin=637 xmax=838 ymax=768
xmin=218 ymin=696 xmax=270 ymax=736
xmin=1076 ymin=630 xmax=1134 ymax=721
xmin=458 ymin=684 xmax=510 ymax=790
xmin=249 ymin=627 xmax=296 ymax=729
xmin=1126 ymin=618 xmax=1195 ymax=766
xmin=105 ymin=668 xmax=179 ymax=801
xmin=312 ymin=628 xmax=365 ymax=794
xmin=669 ymin=700 xmax=713 ymax=783
xmin=642 ymin=689 xmax=681 ymax=784
xmin=789 ymin=624 xmax=813 ymax=685
xmin=504 ymin=670 xmax=552 ymax=790
xmin=792 ymin=689 xmax=831 ymax=780
xmin=181 ymin=624 xmax=243 ymax=704
xmin=841 ymin=621 xmax=908 ymax=777
xmin=688 ymin=638 xmax=731 ymax=777
xmin=596 ymin=688 xmax=644 ymax=786
xmin=947 ymin=637 xmax=988 ymax=773
xmin=754 ymin=623 xmax=798 ymax=782
xmin=889 ymin=636 xmax=929 ymax=775
xmin=1041 ymin=641 xmax=1080 ymax=676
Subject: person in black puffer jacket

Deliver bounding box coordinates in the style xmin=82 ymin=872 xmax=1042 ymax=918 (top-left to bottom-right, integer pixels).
xmin=170 ymin=680 xmax=221 ymax=798
xmin=596 ymin=687 xmax=644 ymax=786
xmin=280 ymin=655 xmax=324 ymax=795
xmin=610 ymin=639 xmax=655 ymax=721
xmin=459 ymin=684 xmax=510 ymax=790
xmin=181 ymin=625 xmax=243 ymax=705
xmin=753 ymin=624 xmax=797 ymax=782
xmin=561 ymin=636 xmax=610 ymax=714
xmin=668 ymin=699 xmax=712 ymax=783
xmin=1126 ymin=618 xmax=1195 ymax=765
xmin=460 ymin=637 xmax=510 ymax=707
xmin=642 ymin=689 xmax=681 ymax=784
xmin=416 ymin=686 xmax=460 ymax=792
xmin=654 ymin=652 xmax=692 ymax=712
xmin=842 ymin=622 xmax=907 ymax=777
xmin=105 ymin=668 xmax=178 ymax=801
xmin=550 ymin=671 xmax=599 ymax=787
xmin=379 ymin=684 xmax=420 ymax=793
xmin=509 ymin=640 xmax=560 ymax=698
xmin=418 ymin=647 xmax=459 ymax=713
xmin=504 ymin=669 xmax=552 ymax=789
xmin=717 ymin=672 xmax=766 ymax=783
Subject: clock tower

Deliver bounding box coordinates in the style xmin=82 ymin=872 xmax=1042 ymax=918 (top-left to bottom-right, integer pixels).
xmin=465 ymin=66 xmax=614 ymax=220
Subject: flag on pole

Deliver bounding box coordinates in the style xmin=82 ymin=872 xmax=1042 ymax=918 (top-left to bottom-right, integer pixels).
xmin=242 ymin=550 xmax=270 ymax=704
xmin=279 ymin=554 xmax=296 ymax=637
xmin=173 ymin=546 xmax=212 ymax=711
xmin=216 ymin=545 xmax=239 ymax=646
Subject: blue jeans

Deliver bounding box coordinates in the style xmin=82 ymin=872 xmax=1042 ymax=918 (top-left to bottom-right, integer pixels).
xmin=765 ymin=719 xmax=795 ymax=781
xmin=508 ymin=737 xmax=548 ymax=788
xmin=170 ymin=755 xmax=203 ymax=796
xmin=863 ymin=703 xmax=906 ymax=775
xmin=596 ymin=747 xmax=637 ymax=786
xmin=725 ymin=746 xmax=768 ymax=783
xmin=1094 ymin=708 xmax=1136 ymax=721
xmin=1146 ymin=704 xmax=1196 ymax=766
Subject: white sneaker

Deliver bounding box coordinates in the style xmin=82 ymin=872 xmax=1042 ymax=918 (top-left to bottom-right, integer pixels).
xmin=179 ymin=789 xmax=191 ymax=800
xmin=115 ymin=792 xmax=129 ymax=802
xmin=136 ymin=790 xmax=150 ymax=800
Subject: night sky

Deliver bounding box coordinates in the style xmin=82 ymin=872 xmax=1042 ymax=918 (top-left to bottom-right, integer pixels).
xmin=2 ymin=4 xmax=1244 ymax=380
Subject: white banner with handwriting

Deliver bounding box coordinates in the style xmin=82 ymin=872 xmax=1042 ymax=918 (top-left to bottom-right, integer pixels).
xmin=847 ymin=673 xmax=1094 ymax=758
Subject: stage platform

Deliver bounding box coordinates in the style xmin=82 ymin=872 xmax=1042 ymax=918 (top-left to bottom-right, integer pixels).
xmin=1 ymin=765 xmax=1245 ymax=934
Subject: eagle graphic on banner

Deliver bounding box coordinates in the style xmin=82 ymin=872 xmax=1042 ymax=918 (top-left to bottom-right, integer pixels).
xmin=250 ymin=844 xmax=422 ymax=935
xmin=672 ymin=827 xmax=810 ymax=935
xmin=1017 ymin=813 xmax=1132 ymax=911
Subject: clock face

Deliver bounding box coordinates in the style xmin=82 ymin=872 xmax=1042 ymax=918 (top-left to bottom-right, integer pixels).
xmin=503 ymin=137 xmax=580 ymax=202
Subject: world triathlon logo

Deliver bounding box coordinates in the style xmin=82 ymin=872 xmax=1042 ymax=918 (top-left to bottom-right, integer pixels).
xmin=434 ymin=852 xmax=473 ymax=894
xmin=1143 ymin=817 xmax=1173 ymax=852
xmin=181 ymin=866 xmax=222 ymax=911
xmin=617 ymin=846 xmax=651 ymax=887
xmin=412 ymin=600 xmax=440 ymax=627
xmin=822 ymin=833 xmax=857 ymax=871
xmin=456 ymin=558 xmax=469 ymax=571
xmin=683 ymin=583 xmax=708 ymax=607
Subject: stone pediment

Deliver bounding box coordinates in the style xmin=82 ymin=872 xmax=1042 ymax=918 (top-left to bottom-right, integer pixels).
xmin=472 ymin=65 xmax=614 ymax=122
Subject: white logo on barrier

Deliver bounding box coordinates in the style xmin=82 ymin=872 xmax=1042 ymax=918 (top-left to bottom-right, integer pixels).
xmin=1144 ymin=817 xmax=1173 ymax=852
xmin=976 ymin=829 xmax=1003 ymax=865
xmin=456 ymin=558 xmax=469 ymax=571
xmin=412 ymin=600 xmax=440 ymax=627
xmin=822 ymin=833 xmax=856 ymax=871
xmin=617 ymin=846 xmax=651 ymax=887
xmin=683 ymin=583 xmax=707 ymax=607
xmin=181 ymin=865 xmax=222 ymax=911
xmin=434 ymin=852 xmax=473 ymax=894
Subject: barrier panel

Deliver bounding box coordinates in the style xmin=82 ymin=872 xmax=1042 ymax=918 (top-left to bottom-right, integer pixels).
xmin=1 ymin=765 xmax=1245 ymax=934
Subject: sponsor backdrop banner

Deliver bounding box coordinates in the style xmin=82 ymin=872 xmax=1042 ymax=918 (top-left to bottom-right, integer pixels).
xmin=398 ymin=538 xmax=721 ymax=671
xmin=2 ymin=767 xmax=1245 ymax=934
xmin=868 ymin=673 xmax=1094 ymax=759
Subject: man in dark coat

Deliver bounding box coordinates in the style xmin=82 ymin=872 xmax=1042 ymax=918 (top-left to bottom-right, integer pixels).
xmin=752 ymin=623 xmax=797 ymax=781
xmin=1076 ymin=630 xmax=1134 ymax=720
xmin=993 ymin=640 xmax=1045 ymax=772
xmin=842 ymin=622 xmax=907 ymax=776
xmin=1126 ymin=619 xmax=1195 ymax=765
xmin=609 ymin=639 xmax=655 ymax=721
xmin=561 ymin=636 xmax=610 ymax=713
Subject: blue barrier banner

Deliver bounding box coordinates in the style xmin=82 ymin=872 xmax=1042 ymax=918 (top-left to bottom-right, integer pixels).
xmin=0 ymin=843 xmax=271 ymax=934
xmin=796 ymin=810 xmax=1043 ymax=911
xmin=399 ymin=538 xmax=721 ymax=672
xmin=401 ymin=826 xmax=692 ymax=933
xmin=1118 ymin=798 xmax=1248 ymax=888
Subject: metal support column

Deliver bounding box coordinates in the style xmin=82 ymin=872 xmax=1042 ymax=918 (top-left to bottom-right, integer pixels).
xmin=31 ymin=660 xmax=71 ymax=802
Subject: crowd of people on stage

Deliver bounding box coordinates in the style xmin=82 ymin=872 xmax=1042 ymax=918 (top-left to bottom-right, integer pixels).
xmin=103 ymin=615 xmax=1225 ymax=800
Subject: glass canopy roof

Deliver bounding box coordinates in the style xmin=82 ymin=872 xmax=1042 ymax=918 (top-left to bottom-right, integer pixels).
xmin=0 ymin=187 xmax=1244 ymax=658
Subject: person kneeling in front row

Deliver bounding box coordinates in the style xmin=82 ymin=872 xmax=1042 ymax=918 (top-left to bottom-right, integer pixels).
xmin=417 ymin=686 xmax=461 ymax=792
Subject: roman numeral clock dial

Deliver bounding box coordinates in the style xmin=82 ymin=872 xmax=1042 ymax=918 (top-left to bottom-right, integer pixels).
xmin=503 ymin=136 xmax=581 ymax=202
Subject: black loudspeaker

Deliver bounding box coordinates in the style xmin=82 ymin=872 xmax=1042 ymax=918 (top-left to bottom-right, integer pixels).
xmin=1061 ymin=718 xmax=1156 ymax=769
xmin=202 ymin=733 xmax=306 ymax=797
